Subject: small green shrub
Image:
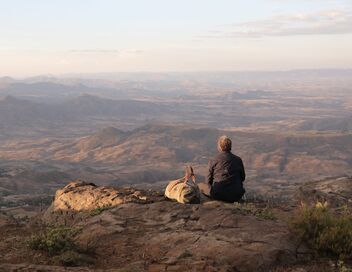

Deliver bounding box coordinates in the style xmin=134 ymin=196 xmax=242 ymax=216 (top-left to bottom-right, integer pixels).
xmin=27 ymin=226 xmax=81 ymax=256
xmin=26 ymin=226 xmax=95 ymax=266
xmin=291 ymin=202 xmax=352 ymax=260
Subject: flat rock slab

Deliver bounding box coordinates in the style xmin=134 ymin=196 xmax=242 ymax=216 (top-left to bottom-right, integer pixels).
xmin=46 ymin=202 xmax=296 ymax=271
xmin=40 ymin=181 xmax=298 ymax=271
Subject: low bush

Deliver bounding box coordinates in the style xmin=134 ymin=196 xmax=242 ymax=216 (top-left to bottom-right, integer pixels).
xmin=27 ymin=226 xmax=93 ymax=266
xmin=27 ymin=226 xmax=81 ymax=256
xmin=291 ymin=201 xmax=352 ymax=260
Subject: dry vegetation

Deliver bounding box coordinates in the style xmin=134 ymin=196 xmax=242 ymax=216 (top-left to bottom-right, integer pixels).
xmin=291 ymin=202 xmax=352 ymax=261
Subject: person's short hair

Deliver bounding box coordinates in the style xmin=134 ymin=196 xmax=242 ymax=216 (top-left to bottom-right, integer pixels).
xmin=217 ymin=135 xmax=232 ymax=152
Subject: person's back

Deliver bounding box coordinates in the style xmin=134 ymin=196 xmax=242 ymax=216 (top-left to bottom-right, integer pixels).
xmin=206 ymin=136 xmax=245 ymax=203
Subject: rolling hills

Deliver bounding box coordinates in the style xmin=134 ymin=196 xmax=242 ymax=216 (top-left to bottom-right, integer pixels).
xmin=0 ymin=124 xmax=351 ymax=197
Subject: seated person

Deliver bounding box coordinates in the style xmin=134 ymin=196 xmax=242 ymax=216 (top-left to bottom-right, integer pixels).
xmin=204 ymin=135 xmax=246 ymax=203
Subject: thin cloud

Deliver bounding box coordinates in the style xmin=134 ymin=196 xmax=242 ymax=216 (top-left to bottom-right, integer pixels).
xmin=68 ymin=49 xmax=144 ymax=55
xmin=202 ymin=9 xmax=352 ymax=39
xmin=69 ymin=49 xmax=120 ymax=54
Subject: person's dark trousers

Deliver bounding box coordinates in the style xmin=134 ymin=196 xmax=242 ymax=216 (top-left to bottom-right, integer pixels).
xmin=210 ymin=181 xmax=245 ymax=203
xmin=198 ymin=182 xmax=245 ymax=203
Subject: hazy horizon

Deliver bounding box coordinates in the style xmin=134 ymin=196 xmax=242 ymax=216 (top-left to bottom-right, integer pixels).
xmin=1 ymin=68 xmax=351 ymax=82
xmin=1 ymin=0 xmax=352 ymax=77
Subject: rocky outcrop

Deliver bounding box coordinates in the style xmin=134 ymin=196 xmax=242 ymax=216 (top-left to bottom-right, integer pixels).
xmin=297 ymin=176 xmax=352 ymax=207
xmin=44 ymin=180 xmax=162 ymax=212
xmin=41 ymin=181 xmax=298 ymax=272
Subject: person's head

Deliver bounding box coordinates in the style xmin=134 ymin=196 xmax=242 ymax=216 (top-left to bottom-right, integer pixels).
xmin=217 ymin=135 xmax=232 ymax=152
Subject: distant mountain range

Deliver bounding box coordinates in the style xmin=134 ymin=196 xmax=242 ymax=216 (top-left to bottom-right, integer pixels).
xmin=0 ymin=76 xmax=351 ymax=140
xmin=64 ymin=94 xmax=168 ymax=116
xmin=0 ymin=81 xmax=129 ymax=102
xmin=4 ymin=68 xmax=352 ymax=81
xmin=0 ymin=95 xmax=169 ymax=131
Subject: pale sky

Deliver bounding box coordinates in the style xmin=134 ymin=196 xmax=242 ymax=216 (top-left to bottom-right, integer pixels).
xmin=1 ymin=0 xmax=352 ymax=77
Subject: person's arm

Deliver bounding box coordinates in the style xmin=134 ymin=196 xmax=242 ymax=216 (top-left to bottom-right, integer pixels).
xmin=240 ymin=159 xmax=246 ymax=182
xmin=206 ymin=160 xmax=214 ymax=186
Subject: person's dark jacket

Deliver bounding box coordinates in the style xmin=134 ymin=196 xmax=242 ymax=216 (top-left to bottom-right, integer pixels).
xmin=206 ymin=151 xmax=245 ymax=202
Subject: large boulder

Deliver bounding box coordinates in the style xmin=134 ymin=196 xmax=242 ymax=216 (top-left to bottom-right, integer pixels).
xmin=43 ymin=180 xmax=163 ymax=223
xmin=49 ymin=180 xmax=162 ymax=211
